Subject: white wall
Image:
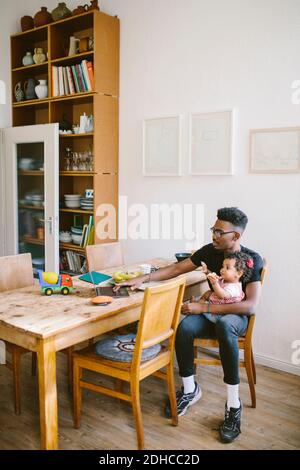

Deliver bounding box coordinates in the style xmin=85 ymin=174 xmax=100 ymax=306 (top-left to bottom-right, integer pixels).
xmin=0 ymin=0 xmax=299 ymax=374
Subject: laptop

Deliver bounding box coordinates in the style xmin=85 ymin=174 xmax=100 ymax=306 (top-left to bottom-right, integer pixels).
xmin=86 ymin=271 xmax=128 ymax=298
xmin=95 ymin=285 xmax=130 ymax=298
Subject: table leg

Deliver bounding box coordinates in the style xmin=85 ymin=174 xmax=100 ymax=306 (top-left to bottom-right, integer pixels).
xmin=37 ymin=338 xmax=58 ymax=450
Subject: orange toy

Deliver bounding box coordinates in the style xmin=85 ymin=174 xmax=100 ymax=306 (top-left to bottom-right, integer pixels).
xmin=91 ymin=295 xmax=113 ymax=306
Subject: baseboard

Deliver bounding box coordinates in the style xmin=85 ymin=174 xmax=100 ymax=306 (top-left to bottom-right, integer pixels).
xmin=200 ymin=346 xmax=300 ymax=376
xmin=253 ymin=352 xmax=300 ymax=376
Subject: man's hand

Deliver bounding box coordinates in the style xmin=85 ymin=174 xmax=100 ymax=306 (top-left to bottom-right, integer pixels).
xmin=181 ymin=299 xmax=207 ymax=315
xmin=199 ymin=261 xmax=209 ymax=274
xmin=114 ymin=275 xmax=147 ymax=291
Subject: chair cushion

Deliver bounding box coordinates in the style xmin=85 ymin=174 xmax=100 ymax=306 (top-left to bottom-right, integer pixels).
xmin=94 ymin=333 xmax=161 ymax=362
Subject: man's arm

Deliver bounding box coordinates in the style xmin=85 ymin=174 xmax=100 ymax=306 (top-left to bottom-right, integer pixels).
xmin=118 ymin=258 xmax=199 ymax=290
xmin=181 ymin=281 xmax=262 ymax=315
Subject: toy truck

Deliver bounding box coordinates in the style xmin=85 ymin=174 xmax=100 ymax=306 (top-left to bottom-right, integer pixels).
xmin=38 ymin=270 xmax=75 ymax=296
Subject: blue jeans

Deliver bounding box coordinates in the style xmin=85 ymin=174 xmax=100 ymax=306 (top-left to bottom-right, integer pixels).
xmin=175 ymin=314 xmax=248 ymax=385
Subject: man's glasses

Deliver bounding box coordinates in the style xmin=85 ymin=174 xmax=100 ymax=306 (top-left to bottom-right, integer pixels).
xmin=210 ymin=227 xmax=236 ymax=238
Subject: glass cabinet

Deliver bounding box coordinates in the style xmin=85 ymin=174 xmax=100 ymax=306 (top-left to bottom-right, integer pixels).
xmin=2 ymin=123 xmax=59 ymax=273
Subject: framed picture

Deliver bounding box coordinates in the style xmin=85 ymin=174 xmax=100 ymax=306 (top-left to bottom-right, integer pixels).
xmin=249 ymin=127 xmax=300 ymax=173
xmin=142 ymin=115 xmax=182 ymax=176
xmin=189 ymin=110 xmax=234 ymax=175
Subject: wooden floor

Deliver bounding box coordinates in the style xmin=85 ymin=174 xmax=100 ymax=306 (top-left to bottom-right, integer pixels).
xmin=0 ymin=352 xmax=299 ymax=450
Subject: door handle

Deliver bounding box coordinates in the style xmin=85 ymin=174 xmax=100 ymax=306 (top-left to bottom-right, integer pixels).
xmin=40 ymin=217 xmax=53 ymax=235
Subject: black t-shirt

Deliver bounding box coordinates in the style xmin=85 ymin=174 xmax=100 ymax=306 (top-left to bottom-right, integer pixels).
xmin=190 ymin=243 xmax=263 ymax=292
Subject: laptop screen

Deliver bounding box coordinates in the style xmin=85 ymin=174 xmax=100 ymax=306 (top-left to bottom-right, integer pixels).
xmin=95 ymin=286 xmax=130 ymax=298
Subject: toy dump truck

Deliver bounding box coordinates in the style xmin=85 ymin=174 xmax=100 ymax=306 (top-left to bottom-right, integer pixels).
xmin=38 ymin=270 xmax=75 ymax=295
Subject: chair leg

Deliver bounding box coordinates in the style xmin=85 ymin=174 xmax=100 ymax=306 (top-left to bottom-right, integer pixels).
xmin=114 ymin=378 xmax=124 ymax=403
xmin=251 ymin=349 xmax=256 ymax=385
xmin=166 ymin=364 xmax=178 ymax=426
xmin=194 ymin=346 xmax=198 ymax=373
xmin=66 ymin=347 xmax=74 ymax=391
xmin=244 ymin=347 xmax=256 ymax=408
xmin=73 ymin=361 xmax=82 ymax=428
xmin=31 ymin=352 xmax=37 ymax=376
xmin=11 ymin=348 xmax=21 ymax=415
xmin=131 ymin=380 xmax=144 ymax=450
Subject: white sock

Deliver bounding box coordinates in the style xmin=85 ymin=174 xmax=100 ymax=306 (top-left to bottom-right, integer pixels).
xmin=182 ymin=375 xmax=195 ymax=394
xmin=226 ymin=384 xmax=240 ymax=409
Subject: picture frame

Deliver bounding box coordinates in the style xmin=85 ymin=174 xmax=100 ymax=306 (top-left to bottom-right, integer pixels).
xmin=249 ymin=127 xmax=300 ymax=174
xmin=142 ymin=115 xmax=182 ymax=176
xmin=189 ymin=110 xmax=234 ymax=175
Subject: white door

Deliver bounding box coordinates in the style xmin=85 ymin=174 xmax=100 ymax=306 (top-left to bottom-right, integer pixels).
xmin=2 ymin=123 xmax=59 ymax=273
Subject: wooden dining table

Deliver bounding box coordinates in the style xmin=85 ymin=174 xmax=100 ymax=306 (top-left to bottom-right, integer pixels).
xmin=0 ymin=258 xmax=207 ymax=450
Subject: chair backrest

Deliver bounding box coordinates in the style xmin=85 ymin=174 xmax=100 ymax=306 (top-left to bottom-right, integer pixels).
xmin=0 ymin=253 xmax=34 ymax=292
xmin=244 ymin=257 xmax=267 ymax=339
xmin=85 ymin=242 xmax=124 ymax=272
xmin=260 ymin=258 xmax=267 ymax=286
xmin=132 ymin=277 xmax=186 ymax=371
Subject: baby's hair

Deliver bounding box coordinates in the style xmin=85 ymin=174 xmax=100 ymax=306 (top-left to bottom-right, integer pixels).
xmin=225 ymin=252 xmax=253 ymax=282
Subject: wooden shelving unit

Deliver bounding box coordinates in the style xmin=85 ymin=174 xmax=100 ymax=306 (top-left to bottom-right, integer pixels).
xmin=11 ymin=10 xmax=119 ymax=274
xmin=59 ymin=242 xmax=85 ymax=253
xmin=60 ymin=208 xmax=93 ymax=214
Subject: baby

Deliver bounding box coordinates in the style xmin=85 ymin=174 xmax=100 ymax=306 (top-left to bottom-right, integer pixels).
xmin=200 ymin=252 xmax=254 ymax=323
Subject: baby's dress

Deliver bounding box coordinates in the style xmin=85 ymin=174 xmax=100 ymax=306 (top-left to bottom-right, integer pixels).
xmin=203 ymin=280 xmax=244 ymax=323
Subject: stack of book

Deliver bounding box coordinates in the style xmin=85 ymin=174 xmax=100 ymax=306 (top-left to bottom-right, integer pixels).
xmin=52 ymin=60 xmax=94 ymax=97
xmin=60 ymin=251 xmax=86 ymax=274
xmin=80 ymin=215 xmax=94 ymax=248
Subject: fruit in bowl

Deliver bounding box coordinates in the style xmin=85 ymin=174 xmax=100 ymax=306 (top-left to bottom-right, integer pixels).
xmin=112 ymin=271 xmax=143 ymax=282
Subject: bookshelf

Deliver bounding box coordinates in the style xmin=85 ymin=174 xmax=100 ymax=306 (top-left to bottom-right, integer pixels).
xmin=10 ymin=10 xmax=119 ymax=275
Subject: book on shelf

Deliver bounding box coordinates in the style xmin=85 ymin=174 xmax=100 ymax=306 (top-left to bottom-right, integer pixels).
xmin=66 ymin=66 xmax=76 ymax=94
xmin=58 ymin=66 xmax=64 ymax=96
xmin=79 ymin=216 xmax=94 ymax=247
xmin=60 ymin=249 xmax=86 ymax=274
xmin=71 ymin=64 xmax=80 ymax=93
xmin=52 ymin=66 xmax=59 ymax=97
xmin=63 ymin=67 xmax=70 ymax=95
xmin=52 ymin=61 xmax=94 ymax=97
xmin=86 ymin=61 xmax=94 ymax=90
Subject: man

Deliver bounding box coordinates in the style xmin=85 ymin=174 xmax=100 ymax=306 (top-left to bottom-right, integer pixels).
xmin=120 ymin=207 xmax=263 ymax=443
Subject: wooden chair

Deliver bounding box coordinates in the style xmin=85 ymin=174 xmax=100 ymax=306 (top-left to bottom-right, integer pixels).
xmin=193 ymin=259 xmax=267 ymax=408
xmin=63 ymin=242 xmax=124 ymax=389
xmin=0 ymin=253 xmax=36 ymax=414
xmin=73 ymin=277 xmax=186 ymax=450
xmin=85 ymin=242 xmax=124 ymax=272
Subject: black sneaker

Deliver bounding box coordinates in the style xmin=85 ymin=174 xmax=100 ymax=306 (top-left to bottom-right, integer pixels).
xmin=219 ymin=400 xmax=242 ymax=443
xmin=165 ymin=382 xmax=202 ymax=418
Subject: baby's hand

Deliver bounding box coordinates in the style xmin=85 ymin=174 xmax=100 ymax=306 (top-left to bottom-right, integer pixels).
xmin=207 ymin=272 xmax=220 ymax=285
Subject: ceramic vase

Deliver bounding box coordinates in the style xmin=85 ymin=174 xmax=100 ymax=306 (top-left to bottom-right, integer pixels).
xmin=35 ymin=80 xmax=48 ymax=99
xmin=24 ymin=78 xmax=37 ymax=100
xmin=51 ymin=3 xmax=72 ymax=21
xmin=14 ymin=82 xmax=24 ymax=102
xmin=34 ymin=7 xmax=53 ymax=27
xmin=72 ymin=5 xmax=89 ymax=16
xmin=33 ymin=48 xmax=46 ymax=64
xmin=22 ymin=52 xmax=34 ymax=66
xmin=20 ymin=16 xmax=34 ymax=32
xmin=88 ymin=0 xmax=100 ymax=11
